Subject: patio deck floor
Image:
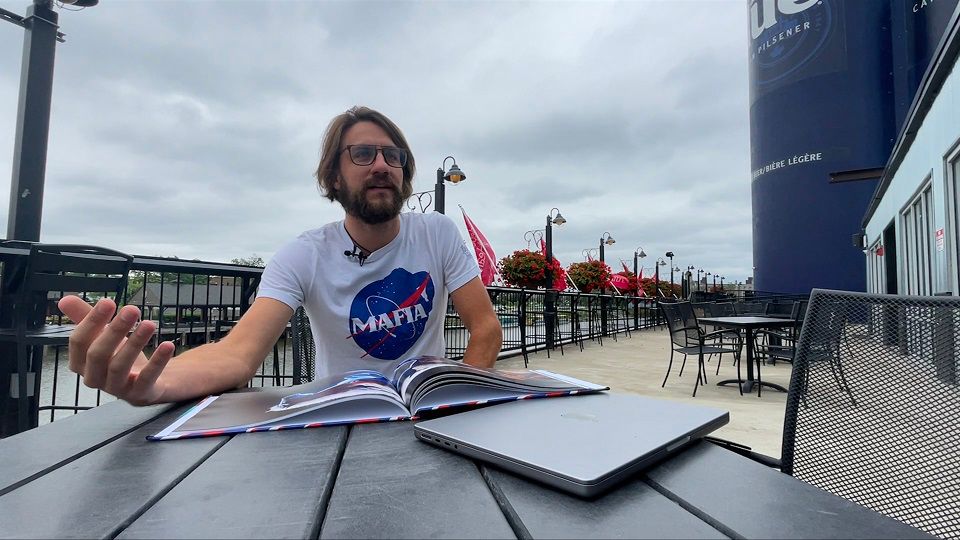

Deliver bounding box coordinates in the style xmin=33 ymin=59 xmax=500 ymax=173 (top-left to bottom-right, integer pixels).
xmin=496 ymin=326 xmax=792 ymax=459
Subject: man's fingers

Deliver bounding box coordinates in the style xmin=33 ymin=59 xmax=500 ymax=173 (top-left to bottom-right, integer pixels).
xmin=103 ymin=320 xmax=156 ymax=394
xmin=131 ymin=341 xmax=175 ymax=401
xmin=83 ymin=305 xmax=141 ymax=389
xmin=66 ymin=297 xmax=115 ymax=373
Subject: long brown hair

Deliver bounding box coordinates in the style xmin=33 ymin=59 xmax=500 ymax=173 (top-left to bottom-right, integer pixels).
xmin=314 ymin=106 xmax=416 ymax=202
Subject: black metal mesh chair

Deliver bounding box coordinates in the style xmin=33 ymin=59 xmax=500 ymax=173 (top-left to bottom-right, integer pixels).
xmin=660 ymin=302 xmax=742 ymax=397
xmin=0 ymin=244 xmax=132 ymax=432
xmin=291 ymin=307 xmax=314 ymax=385
xmin=782 ymin=289 xmax=960 ymax=538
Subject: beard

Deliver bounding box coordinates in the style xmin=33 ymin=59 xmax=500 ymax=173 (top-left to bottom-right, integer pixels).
xmin=336 ymin=179 xmax=404 ymax=224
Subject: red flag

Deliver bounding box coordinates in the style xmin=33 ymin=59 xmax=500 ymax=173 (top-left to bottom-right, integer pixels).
xmin=621 ymin=260 xmax=630 ymax=274
xmin=539 ymin=238 xmax=547 ymax=256
xmin=586 ymin=252 xmax=594 ymax=262
xmin=460 ymin=206 xmax=498 ymax=286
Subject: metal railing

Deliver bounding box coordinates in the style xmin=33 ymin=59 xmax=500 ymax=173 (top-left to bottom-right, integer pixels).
xmin=32 ymin=257 xmax=667 ymax=427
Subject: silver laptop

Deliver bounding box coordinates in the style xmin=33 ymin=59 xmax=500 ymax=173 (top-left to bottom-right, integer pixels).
xmin=414 ymin=392 xmax=728 ymax=497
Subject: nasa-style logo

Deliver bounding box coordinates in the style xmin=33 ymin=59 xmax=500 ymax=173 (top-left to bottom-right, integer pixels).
xmin=348 ymin=268 xmax=434 ymax=360
xmin=750 ymin=0 xmax=833 ymax=85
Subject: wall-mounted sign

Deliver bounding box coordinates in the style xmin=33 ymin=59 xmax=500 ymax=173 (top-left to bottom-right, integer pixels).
xmin=936 ymin=228 xmax=945 ymax=251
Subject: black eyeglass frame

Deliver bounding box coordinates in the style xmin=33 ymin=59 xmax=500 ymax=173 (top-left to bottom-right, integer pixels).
xmin=340 ymin=144 xmax=407 ymax=168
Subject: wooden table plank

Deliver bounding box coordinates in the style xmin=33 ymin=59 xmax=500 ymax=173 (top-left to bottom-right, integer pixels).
xmin=321 ymin=421 xmax=516 ymax=539
xmin=118 ymin=425 xmax=349 ymax=539
xmin=0 ymin=400 xmax=176 ymax=495
xmin=0 ymin=408 xmax=225 ymax=540
xmin=645 ymin=441 xmax=933 ymax=539
xmin=481 ymin=466 xmax=727 ymax=539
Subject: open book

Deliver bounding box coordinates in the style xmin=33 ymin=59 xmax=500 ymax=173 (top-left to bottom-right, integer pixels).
xmin=148 ymin=356 xmax=608 ymax=441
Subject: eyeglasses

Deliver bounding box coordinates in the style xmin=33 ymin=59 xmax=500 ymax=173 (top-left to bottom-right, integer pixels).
xmin=341 ymin=145 xmax=407 ymax=168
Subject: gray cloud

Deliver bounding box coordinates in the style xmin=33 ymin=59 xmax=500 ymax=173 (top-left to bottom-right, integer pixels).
xmin=0 ymin=0 xmax=754 ymax=280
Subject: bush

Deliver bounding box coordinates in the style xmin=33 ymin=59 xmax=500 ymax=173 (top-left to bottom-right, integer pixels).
xmin=567 ymin=260 xmax=612 ymax=293
xmin=499 ymin=250 xmax=567 ymax=289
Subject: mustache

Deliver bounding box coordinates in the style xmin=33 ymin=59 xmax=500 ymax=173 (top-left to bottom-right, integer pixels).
xmin=364 ymin=179 xmax=400 ymax=191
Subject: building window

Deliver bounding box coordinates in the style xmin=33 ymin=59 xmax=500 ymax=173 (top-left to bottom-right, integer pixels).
xmin=948 ymin=145 xmax=960 ymax=293
xmin=901 ymin=181 xmax=934 ymax=295
xmin=867 ymin=240 xmax=884 ymax=293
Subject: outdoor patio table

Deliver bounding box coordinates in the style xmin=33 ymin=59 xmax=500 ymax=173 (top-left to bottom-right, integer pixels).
xmin=0 ymin=398 xmax=931 ymax=539
xmin=697 ymin=316 xmax=795 ymax=394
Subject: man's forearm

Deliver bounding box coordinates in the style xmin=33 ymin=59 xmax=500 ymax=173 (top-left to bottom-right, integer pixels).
xmin=155 ymin=342 xmax=258 ymax=402
xmin=462 ymin=321 xmax=503 ymax=368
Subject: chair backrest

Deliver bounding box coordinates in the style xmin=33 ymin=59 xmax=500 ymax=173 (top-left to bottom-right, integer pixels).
xmin=291 ymin=307 xmax=315 ymax=385
xmin=17 ymin=244 xmax=132 ymax=329
xmin=764 ymin=301 xmax=795 ymax=317
xmin=660 ymin=302 xmax=699 ymax=348
xmin=782 ymin=289 xmax=960 ymax=538
xmin=710 ymin=302 xmax=736 ymax=316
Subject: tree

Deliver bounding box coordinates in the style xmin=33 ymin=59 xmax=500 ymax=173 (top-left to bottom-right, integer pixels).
xmin=231 ymin=254 xmax=265 ymax=268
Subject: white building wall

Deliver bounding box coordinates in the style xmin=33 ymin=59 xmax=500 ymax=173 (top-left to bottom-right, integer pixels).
xmin=865 ymin=58 xmax=960 ymax=295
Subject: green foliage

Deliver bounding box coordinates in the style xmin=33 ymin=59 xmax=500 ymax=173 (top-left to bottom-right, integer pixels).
xmin=231 ymin=254 xmax=265 ymax=267
xmin=567 ymin=260 xmax=612 ymax=293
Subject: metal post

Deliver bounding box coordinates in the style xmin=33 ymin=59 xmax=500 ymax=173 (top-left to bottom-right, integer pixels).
xmin=7 ymin=1 xmax=59 ymax=241
xmin=544 ymin=214 xmax=555 ymax=350
xmin=434 ymin=167 xmax=445 ymax=214
xmin=1 ymin=0 xmax=60 ymax=437
xmin=599 ymin=238 xmax=607 ymax=336
xmin=633 ymin=251 xmax=639 ymax=329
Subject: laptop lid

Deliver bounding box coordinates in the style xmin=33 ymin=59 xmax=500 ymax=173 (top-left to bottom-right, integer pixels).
xmin=414 ymin=392 xmax=729 ymax=497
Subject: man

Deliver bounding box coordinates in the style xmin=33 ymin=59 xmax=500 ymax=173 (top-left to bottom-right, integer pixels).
xmin=59 ymin=106 xmax=503 ymax=406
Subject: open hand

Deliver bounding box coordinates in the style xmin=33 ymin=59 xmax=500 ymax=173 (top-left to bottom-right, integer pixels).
xmin=58 ymin=295 xmax=175 ymax=406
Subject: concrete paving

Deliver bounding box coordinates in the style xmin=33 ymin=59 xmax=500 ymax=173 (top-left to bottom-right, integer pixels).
xmin=496 ymin=326 xmax=792 ymax=458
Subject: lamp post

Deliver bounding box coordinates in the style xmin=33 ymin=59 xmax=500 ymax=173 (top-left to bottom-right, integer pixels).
xmin=705 ymin=272 xmax=712 ymax=293
xmin=598 ymin=232 xmax=615 ymax=264
xmin=2 ymin=0 xmax=97 ymax=241
xmin=1 ymin=0 xmax=98 ymax=437
xmin=720 ymin=276 xmax=725 ymax=291
xmin=655 ymin=258 xmax=667 ymax=298
xmin=696 ymin=268 xmax=703 ymax=292
xmin=712 ymin=273 xmax=717 ymax=290
xmin=433 ymin=156 xmax=465 ymax=214
xmin=633 ymin=247 xmax=647 ymax=328
xmin=665 ymin=251 xmax=674 ymax=294
xmin=596 ymin=232 xmax=615 ymax=336
xmin=543 ymin=208 xmax=565 ymax=350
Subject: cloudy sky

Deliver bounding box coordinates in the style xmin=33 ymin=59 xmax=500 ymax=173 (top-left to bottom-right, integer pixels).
xmin=0 ymin=0 xmax=751 ymax=284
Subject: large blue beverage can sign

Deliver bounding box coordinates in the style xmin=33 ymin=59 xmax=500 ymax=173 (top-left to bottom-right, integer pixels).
xmin=749 ymin=0 xmax=894 ymax=294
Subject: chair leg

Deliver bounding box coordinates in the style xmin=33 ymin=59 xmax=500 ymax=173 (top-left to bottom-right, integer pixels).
xmin=693 ymin=350 xmax=704 ymax=397
xmin=755 ymin=352 xmax=763 ymax=398
xmin=17 ymin=342 xmax=30 ymax=433
xmin=662 ymin=349 xmax=676 ymax=388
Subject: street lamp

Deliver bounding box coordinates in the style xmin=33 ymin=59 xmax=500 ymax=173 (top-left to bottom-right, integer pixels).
xmin=697 ymin=268 xmax=704 ymax=291
xmin=720 ymin=276 xmax=725 ymax=290
xmin=599 ymin=232 xmax=615 ymax=263
xmin=523 ymin=229 xmax=544 ymax=250
xmin=544 ymin=208 xmax=565 ymax=351
xmin=665 ymin=251 xmax=675 ymax=293
xmin=705 ymin=272 xmax=712 ymax=292
xmin=2 ymin=0 xmax=97 ymax=241
xmin=632 ymin=247 xmax=647 ymax=284
xmin=655 ymin=257 xmax=667 ymax=298
xmin=433 ymin=156 xmax=465 ymax=214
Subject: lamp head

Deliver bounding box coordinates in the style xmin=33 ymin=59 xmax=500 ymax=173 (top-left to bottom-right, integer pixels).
xmin=552 ymin=211 xmax=567 ymax=226
xmin=636 ymin=249 xmax=646 ymax=258
xmin=444 ymin=163 xmax=466 ymax=184
xmin=665 ymin=251 xmax=674 ymax=258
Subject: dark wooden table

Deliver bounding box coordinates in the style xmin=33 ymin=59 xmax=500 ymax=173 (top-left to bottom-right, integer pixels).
xmin=0 ymin=398 xmax=932 ymax=539
xmin=695 ymin=316 xmax=796 ymax=395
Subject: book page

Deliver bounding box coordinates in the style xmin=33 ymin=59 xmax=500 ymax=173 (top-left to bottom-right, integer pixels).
xmin=149 ymin=370 xmax=408 ymax=440
xmin=390 ymin=356 xmax=608 ymax=410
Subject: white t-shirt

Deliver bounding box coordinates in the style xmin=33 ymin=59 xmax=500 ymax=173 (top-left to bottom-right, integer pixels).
xmin=257 ymin=212 xmax=480 ymax=378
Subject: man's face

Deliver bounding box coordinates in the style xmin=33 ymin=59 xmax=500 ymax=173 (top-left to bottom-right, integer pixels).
xmin=335 ymin=121 xmax=404 ymax=224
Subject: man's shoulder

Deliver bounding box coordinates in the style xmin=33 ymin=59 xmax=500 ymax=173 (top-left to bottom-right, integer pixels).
xmin=272 ymin=222 xmax=343 ymax=259
xmin=402 ymin=211 xmax=456 ymax=231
